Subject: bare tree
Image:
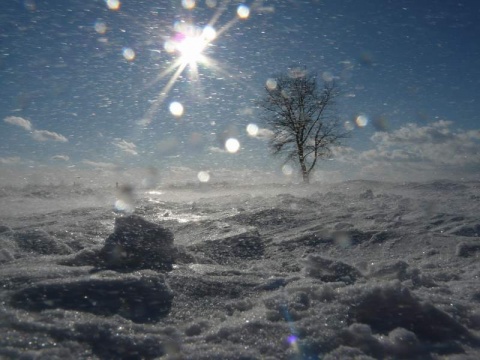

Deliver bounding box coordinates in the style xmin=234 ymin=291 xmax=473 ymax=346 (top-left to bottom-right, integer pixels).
xmin=259 ymin=69 xmax=349 ymax=183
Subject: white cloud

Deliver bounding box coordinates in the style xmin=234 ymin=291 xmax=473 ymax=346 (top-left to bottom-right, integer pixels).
xmin=256 ymin=6 xmax=275 ymax=13
xmin=331 ymin=121 xmax=480 ymax=181
xmin=113 ymin=139 xmax=138 ymax=156
xmin=0 ymin=156 xmax=21 ymax=165
xmin=51 ymin=155 xmax=70 ymax=161
xmin=255 ymin=128 xmax=275 ymax=140
xmin=208 ymin=146 xmax=226 ymax=153
xmin=4 ymin=116 xmax=32 ymax=131
xmin=368 ymin=121 xmax=479 ymax=166
xmin=371 ymin=120 xmax=454 ymax=147
xmin=331 ymin=146 xmax=357 ymax=162
xmin=82 ymin=160 xmax=119 ymax=170
xmin=4 ymin=116 xmax=69 ymax=144
xmin=32 ymin=129 xmax=68 ymax=142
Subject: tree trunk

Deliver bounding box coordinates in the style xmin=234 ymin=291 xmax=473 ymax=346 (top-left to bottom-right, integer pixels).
xmin=299 ymin=159 xmax=309 ymax=184
xmin=297 ymin=141 xmax=310 ymax=184
xmin=298 ymin=146 xmax=309 ymax=184
xmin=302 ymin=170 xmax=310 ymax=184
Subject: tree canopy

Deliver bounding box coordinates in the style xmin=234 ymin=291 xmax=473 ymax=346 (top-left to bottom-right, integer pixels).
xmin=259 ymin=69 xmax=349 ymax=183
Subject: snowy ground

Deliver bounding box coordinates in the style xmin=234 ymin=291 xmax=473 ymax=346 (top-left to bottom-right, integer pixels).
xmin=1 ymin=180 xmax=480 ymax=359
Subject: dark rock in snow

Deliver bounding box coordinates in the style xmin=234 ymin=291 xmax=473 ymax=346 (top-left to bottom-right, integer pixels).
xmin=451 ymin=224 xmax=480 ymax=237
xmin=0 ymin=225 xmax=13 ymax=234
xmin=188 ymin=230 xmax=264 ymax=265
xmin=99 ymin=215 xmax=175 ymax=271
xmin=456 ymin=240 xmax=480 ymax=257
xmin=13 ymin=229 xmax=73 ymax=255
xmin=359 ymin=189 xmax=374 ymax=200
xmin=304 ymin=255 xmax=362 ymax=284
xmin=11 ymin=270 xmax=173 ymax=323
xmin=0 ymin=248 xmax=15 ymax=264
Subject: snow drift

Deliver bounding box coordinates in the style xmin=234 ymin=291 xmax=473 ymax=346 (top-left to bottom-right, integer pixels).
xmin=0 ymin=180 xmax=479 ymax=359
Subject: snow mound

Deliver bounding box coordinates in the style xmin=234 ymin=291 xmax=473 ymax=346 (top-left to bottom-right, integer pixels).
xmin=0 ymin=228 xmax=73 ymax=259
xmin=187 ymin=229 xmax=264 ymax=265
xmin=345 ymin=281 xmax=478 ymax=346
xmin=303 ymin=254 xmax=362 ymax=284
xmin=11 ymin=270 xmax=173 ymax=323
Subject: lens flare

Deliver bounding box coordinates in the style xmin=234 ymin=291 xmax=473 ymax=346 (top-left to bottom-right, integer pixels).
xmin=282 ymin=164 xmax=293 ymax=176
xmin=106 ymin=0 xmax=120 ymax=11
xmin=197 ymin=171 xmax=210 ymax=182
xmin=24 ymin=0 xmax=36 ymax=11
xmin=344 ymin=120 xmax=355 ymax=131
xmin=266 ymin=78 xmax=277 ymax=90
xmin=237 ymin=5 xmax=250 ymax=19
xmin=114 ymin=199 xmax=134 ymax=213
xmin=355 ymin=114 xmax=369 ymax=127
xmin=164 ymin=40 xmax=176 ymax=53
xmin=203 ymin=25 xmax=217 ymax=41
xmin=206 ymin=0 xmax=217 ymax=8
xmin=122 ymin=47 xmax=135 ymax=61
xmin=287 ymin=334 xmax=298 ymax=345
xmin=246 ymin=123 xmax=259 ymax=137
xmin=169 ymin=101 xmax=184 ymax=117
xmin=182 ymin=0 xmax=196 ymax=10
xmin=322 ymin=71 xmax=334 ymax=82
xmin=225 ymin=138 xmax=240 ymax=153
xmin=94 ymin=21 xmax=107 ymax=34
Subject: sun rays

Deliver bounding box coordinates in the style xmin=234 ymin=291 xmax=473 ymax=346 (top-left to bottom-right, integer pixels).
xmin=141 ymin=1 xmax=261 ymax=125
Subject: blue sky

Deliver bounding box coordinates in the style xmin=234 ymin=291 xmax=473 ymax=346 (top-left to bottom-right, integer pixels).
xmin=1 ymin=0 xmax=479 ymax=185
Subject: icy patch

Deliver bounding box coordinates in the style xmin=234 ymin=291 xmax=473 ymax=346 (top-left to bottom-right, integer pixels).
xmin=146 ymin=190 xmax=164 ymax=196
xmin=157 ymin=212 xmax=206 ymax=223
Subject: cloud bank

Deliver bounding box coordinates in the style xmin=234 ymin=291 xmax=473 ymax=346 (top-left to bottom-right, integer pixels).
xmin=332 ymin=120 xmax=480 ymax=180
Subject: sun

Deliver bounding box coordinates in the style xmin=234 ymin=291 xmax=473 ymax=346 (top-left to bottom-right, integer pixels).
xmin=171 ymin=24 xmax=216 ymax=67
xmin=141 ymin=3 xmax=254 ymax=124
xmin=177 ymin=35 xmax=206 ymax=65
